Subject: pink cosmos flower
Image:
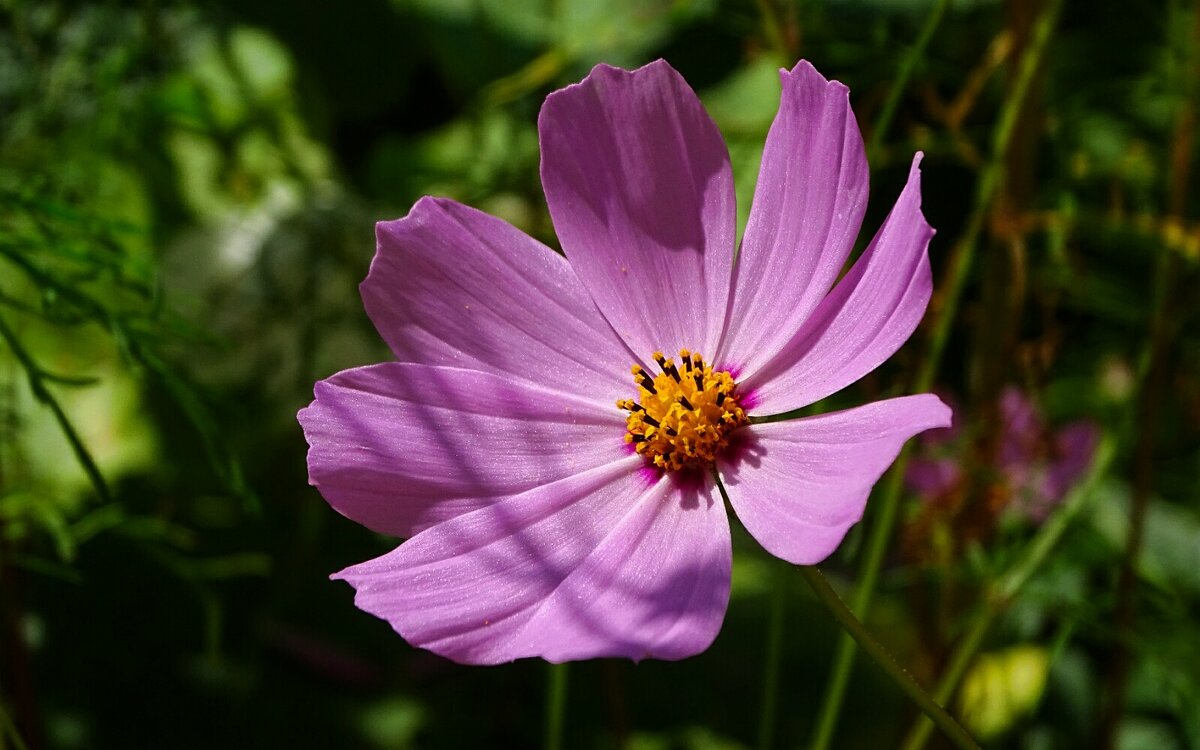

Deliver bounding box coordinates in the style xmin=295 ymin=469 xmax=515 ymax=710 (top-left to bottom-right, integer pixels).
xmin=299 ymin=60 xmax=951 ymax=664
xmin=906 ymin=387 xmax=1098 ymax=522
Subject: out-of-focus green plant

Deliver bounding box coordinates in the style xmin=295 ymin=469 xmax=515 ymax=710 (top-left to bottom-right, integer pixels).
xmin=0 ymin=6 xmax=259 ymax=566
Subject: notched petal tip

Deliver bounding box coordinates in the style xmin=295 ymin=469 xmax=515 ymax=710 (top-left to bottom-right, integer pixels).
xmin=906 ymin=151 xmax=936 ymax=236
xmin=779 ymin=58 xmax=851 ymax=98
xmin=373 ymin=196 xmax=446 ymax=245
xmin=540 ymin=58 xmax=682 ymax=114
xmin=927 ymin=393 xmax=955 ymax=429
xmin=295 ymin=402 xmax=321 ymax=490
xmin=366 ymin=207 xmax=430 ymax=303
xmin=586 ymin=57 xmax=676 ymax=82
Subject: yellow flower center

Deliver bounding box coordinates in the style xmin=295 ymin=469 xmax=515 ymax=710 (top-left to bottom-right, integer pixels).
xmin=618 ymin=349 xmax=749 ymax=472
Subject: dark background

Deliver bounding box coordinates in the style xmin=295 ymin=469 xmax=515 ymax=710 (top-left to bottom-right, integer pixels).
xmin=1 ymin=0 xmax=1197 ymax=748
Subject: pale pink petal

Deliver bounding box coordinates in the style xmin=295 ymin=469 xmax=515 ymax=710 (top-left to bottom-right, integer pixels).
xmin=335 ymin=461 xmax=731 ymax=664
xmin=717 ymin=61 xmax=869 ymax=375
xmin=539 ymin=60 xmax=736 ymax=359
xmin=741 ymin=154 xmax=935 ymax=414
xmin=299 ymin=363 xmax=627 ymax=538
xmin=365 ymin=197 xmax=632 ymax=404
xmin=718 ymin=394 xmax=951 ymax=565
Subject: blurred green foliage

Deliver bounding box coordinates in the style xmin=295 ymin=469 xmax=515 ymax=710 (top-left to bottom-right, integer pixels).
xmin=0 ymin=0 xmax=1198 ymax=749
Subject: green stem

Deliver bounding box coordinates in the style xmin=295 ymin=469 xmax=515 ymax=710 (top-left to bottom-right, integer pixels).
xmin=807 ymin=462 xmax=909 ymax=750
xmin=1100 ymin=3 xmax=1197 ymax=744
xmin=755 ymin=0 xmax=791 ymax=63
xmin=799 ymin=567 xmax=980 ymax=750
xmin=0 ymin=315 xmax=111 ymax=504
xmin=807 ymin=1 xmax=1064 ymax=747
xmin=900 ymin=435 xmax=1115 ymax=750
xmin=757 ymin=560 xmax=788 ymax=750
xmin=867 ymin=0 xmax=953 ymax=161
xmin=543 ymin=662 xmax=569 ymax=750
xmin=917 ymin=0 xmax=1062 ymax=390
xmin=0 ymin=698 xmax=32 ymax=750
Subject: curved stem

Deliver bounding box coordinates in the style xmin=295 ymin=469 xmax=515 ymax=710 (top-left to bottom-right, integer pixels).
xmin=543 ymin=662 xmax=569 ymax=750
xmin=799 ymin=567 xmax=980 ymax=750
xmin=900 ymin=436 xmax=1115 ymax=750
xmin=807 ymin=1 xmax=1064 ymax=746
xmin=807 ymin=458 xmax=910 ymax=750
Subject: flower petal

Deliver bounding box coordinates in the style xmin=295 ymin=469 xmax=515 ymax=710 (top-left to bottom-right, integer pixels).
xmin=365 ymin=197 xmax=632 ymax=403
xmin=717 ymin=61 xmax=869 ymax=375
xmin=718 ymin=394 xmax=951 ymax=565
xmin=299 ymin=363 xmax=627 ymax=538
xmin=335 ymin=461 xmax=731 ymax=664
xmin=741 ymin=154 xmax=935 ymax=415
xmin=539 ymin=60 xmax=736 ymax=359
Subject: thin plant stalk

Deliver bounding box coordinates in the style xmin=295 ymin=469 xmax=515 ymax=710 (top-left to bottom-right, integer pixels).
xmin=1100 ymin=0 xmax=1198 ymax=743
xmin=806 ymin=458 xmax=907 ymax=750
xmin=799 ymin=567 xmax=980 ymax=750
xmin=0 ymin=315 xmax=111 ymax=504
xmin=917 ymin=0 xmax=1063 ymax=393
xmin=0 ymin=698 xmax=33 ymax=750
xmin=755 ymin=0 xmax=792 ymax=63
xmin=901 ymin=436 xmax=1116 ymax=750
xmin=867 ymin=0 xmax=954 ymax=161
xmin=756 ymin=560 xmax=788 ymax=750
xmin=808 ymin=0 xmax=1064 ymax=746
xmin=543 ymin=662 xmax=569 ymax=750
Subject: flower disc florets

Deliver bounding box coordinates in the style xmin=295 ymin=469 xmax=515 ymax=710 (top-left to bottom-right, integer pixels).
xmin=618 ymin=350 xmax=749 ymax=471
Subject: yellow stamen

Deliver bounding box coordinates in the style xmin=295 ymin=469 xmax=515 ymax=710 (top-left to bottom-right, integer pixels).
xmin=617 ymin=349 xmax=749 ymax=472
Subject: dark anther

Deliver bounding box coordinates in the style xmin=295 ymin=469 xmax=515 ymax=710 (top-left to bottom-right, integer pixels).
xmin=681 ymin=351 xmax=692 ymax=370
xmin=642 ymin=414 xmax=661 ymax=428
xmin=678 ymin=395 xmax=694 ymax=410
xmin=666 ymin=427 xmax=678 ymax=436
xmin=630 ymin=434 xmax=646 ymax=443
xmin=653 ymin=352 xmax=680 ymax=381
xmin=638 ymin=373 xmax=658 ymax=393
xmin=694 ymin=373 xmax=704 ymax=389
xmin=716 ymin=392 xmax=727 ymax=405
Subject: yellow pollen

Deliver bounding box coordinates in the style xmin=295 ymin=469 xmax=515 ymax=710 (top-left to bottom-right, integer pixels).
xmin=618 ymin=349 xmax=749 ymax=472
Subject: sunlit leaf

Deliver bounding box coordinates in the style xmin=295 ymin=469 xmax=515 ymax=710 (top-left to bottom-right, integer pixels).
xmin=959 ymin=645 xmax=1050 ymax=740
